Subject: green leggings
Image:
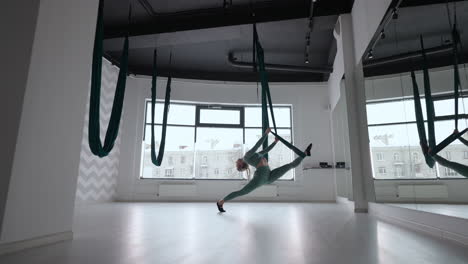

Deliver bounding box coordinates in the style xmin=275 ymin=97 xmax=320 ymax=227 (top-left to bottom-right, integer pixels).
xmin=223 ymin=156 xmax=304 ymax=201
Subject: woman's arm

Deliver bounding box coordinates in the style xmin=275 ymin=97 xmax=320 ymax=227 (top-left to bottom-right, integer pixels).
xmin=259 ymin=137 xmax=279 ymax=155
xmin=246 ymin=128 xmax=271 ymax=156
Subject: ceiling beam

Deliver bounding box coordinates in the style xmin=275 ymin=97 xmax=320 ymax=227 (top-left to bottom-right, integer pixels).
xmin=104 ymin=0 xmax=353 ymax=39
xmin=400 ymin=0 xmax=466 ymax=8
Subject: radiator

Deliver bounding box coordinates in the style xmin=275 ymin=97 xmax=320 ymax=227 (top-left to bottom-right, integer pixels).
xmin=244 ymin=185 xmax=278 ymax=197
xmin=397 ymin=185 xmax=448 ymax=199
xmin=158 ymin=183 xmax=197 ymax=197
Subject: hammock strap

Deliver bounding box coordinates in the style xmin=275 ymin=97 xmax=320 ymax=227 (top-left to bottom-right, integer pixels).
xmin=420 ymin=36 xmax=437 ymax=153
xmin=411 ymin=70 xmax=435 ymax=168
xmin=150 ymin=49 xmax=172 ymax=166
xmin=88 ymin=0 xmax=129 ymax=157
xmin=253 ymin=24 xmax=304 ymax=159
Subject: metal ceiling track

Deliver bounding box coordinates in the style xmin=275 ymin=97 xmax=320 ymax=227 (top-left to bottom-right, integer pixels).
xmin=364 ymin=44 xmax=453 ymax=68
xmin=228 ymin=53 xmax=333 ymax=74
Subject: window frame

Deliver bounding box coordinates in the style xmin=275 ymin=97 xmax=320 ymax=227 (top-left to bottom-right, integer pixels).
xmin=140 ymin=100 xmax=294 ymax=181
xmin=367 ymin=92 xmax=468 ymax=180
xmin=376 ymin=152 xmax=384 ymax=161
xmin=378 ymin=167 xmax=387 ymax=175
xmin=196 ymin=105 xmax=244 ymax=128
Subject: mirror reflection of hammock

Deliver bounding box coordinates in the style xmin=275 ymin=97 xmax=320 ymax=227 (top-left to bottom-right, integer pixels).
xmin=411 ymin=24 xmax=468 ymax=177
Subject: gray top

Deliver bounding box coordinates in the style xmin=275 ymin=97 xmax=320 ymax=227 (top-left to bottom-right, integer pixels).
xmin=243 ymin=133 xmax=276 ymax=167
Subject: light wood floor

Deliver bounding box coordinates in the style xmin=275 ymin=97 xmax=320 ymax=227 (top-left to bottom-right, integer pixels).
xmin=1 ymin=202 xmax=468 ymax=264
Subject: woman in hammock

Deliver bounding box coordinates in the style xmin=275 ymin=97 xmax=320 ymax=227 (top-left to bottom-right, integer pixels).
xmin=216 ymin=128 xmax=312 ymax=212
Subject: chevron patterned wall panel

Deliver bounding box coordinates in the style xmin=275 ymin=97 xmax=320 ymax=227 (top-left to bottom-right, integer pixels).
xmin=75 ymin=60 xmax=122 ymax=203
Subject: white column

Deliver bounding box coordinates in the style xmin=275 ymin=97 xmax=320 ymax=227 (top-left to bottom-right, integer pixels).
xmin=340 ymin=14 xmax=376 ymax=212
xmin=1 ymin=0 xmax=99 ymax=243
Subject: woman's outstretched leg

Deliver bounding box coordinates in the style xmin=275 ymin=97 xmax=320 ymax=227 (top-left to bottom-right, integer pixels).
xmin=217 ymin=176 xmax=263 ymax=212
xmin=271 ymin=132 xmax=310 ymax=158
xmin=267 ymin=144 xmax=312 ymax=183
xmin=267 ymin=157 xmax=304 ymax=183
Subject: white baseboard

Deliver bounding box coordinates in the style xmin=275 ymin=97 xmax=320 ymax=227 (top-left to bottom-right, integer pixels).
xmin=0 ymin=231 xmax=73 ymax=255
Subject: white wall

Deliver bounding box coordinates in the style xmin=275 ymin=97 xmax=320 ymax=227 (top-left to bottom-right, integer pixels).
xmin=116 ymin=78 xmax=336 ymax=202
xmin=0 ymin=0 xmax=40 ymax=238
xmin=0 ymin=0 xmax=98 ymax=243
xmin=375 ymin=180 xmax=468 ymax=203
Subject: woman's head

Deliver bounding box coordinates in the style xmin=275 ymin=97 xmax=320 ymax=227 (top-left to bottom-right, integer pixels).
xmin=235 ymin=159 xmax=248 ymax=172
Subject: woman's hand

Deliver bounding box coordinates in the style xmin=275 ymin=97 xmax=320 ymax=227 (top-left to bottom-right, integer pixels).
xmin=274 ymin=137 xmax=279 ymax=143
xmin=265 ymin=127 xmax=272 ymax=134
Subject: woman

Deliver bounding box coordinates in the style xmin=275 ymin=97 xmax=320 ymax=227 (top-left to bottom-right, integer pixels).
xmin=216 ymin=128 xmax=312 ymax=212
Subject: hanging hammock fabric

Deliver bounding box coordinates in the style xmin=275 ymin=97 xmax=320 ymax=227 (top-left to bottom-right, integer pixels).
xmin=433 ymin=154 xmax=468 ymax=176
xmin=253 ymin=24 xmax=306 ymax=159
xmin=150 ymin=50 xmax=172 ymax=166
xmin=412 ymin=34 xmax=468 ymax=177
xmin=411 ymin=70 xmax=435 ymax=168
xmin=452 ymin=24 xmax=461 ymax=131
xmin=88 ymin=0 xmax=129 ymax=157
xmin=419 ymin=36 xmax=437 ymax=154
xmin=422 ymin=33 xmax=468 ymax=156
xmin=459 ymin=136 xmax=468 ymax=147
xmin=429 ymin=26 xmax=468 ymax=155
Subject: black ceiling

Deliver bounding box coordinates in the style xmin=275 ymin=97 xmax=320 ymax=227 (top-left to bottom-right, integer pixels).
xmin=102 ymin=0 xmax=458 ymax=82
xmin=363 ymin=0 xmax=468 ymax=77
xmin=103 ymin=0 xmax=352 ymax=82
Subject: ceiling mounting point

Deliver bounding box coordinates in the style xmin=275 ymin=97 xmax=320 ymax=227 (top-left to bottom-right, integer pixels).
xmin=392 ymin=8 xmax=398 ymax=20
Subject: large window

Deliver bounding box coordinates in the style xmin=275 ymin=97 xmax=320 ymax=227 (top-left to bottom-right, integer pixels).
xmin=141 ymin=101 xmax=294 ymax=180
xmin=367 ymin=94 xmax=468 ymax=179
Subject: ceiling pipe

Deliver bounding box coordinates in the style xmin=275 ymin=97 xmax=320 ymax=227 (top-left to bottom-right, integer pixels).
xmin=228 ymin=53 xmax=333 ymax=73
xmin=363 ymin=44 xmax=453 ymax=68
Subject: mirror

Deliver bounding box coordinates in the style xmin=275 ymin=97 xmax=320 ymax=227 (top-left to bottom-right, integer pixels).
xmin=362 ymin=1 xmax=468 ymax=219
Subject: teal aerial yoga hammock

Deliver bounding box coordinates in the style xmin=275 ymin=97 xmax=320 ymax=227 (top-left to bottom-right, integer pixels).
xmin=412 ymin=32 xmax=468 ymax=177
xmin=253 ymin=24 xmax=306 ymax=160
xmin=411 ymin=70 xmax=435 ymax=168
xmin=150 ymin=50 xmax=172 ymax=166
xmin=88 ymin=0 xmax=129 ymax=157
